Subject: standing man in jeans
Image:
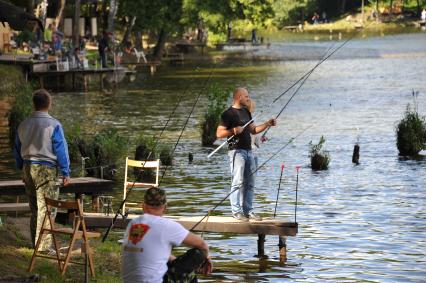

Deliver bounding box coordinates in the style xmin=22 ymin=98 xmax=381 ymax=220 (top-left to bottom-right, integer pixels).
xmin=13 ymin=89 xmax=70 ymax=253
xmin=216 ymin=87 xmax=276 ymax=222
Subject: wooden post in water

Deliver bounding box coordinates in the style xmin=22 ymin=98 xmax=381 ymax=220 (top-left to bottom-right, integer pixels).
xmin=278 ymin=236 xmax=287 ymax=263
xmin=257 ymin=234 xmax=266 ymax=258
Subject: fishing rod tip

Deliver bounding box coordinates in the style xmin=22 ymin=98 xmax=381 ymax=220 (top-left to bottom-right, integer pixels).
xmin=281 ymin=164 xmax=285 ymax=171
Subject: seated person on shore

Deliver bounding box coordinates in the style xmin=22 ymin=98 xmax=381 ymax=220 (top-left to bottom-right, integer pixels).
xmin=122 ymin=187 xmax=212 ymax=283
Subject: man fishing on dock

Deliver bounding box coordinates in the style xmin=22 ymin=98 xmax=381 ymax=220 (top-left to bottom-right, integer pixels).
xmin=13 ymin=89 xmax=70 ymax=254
xmin=122 ymin=187 xmax=212 ymax=283
xmin=216 ymin=87 xmax=276 ymax=222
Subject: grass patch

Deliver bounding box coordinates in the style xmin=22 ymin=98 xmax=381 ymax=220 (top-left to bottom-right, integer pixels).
xmin=0 ymin=219 xmax=123 ymax=282
xmin=309 ymin=136 xmax=330 ymax=170
xmin=200 ymin=84 xmax=230 ymax=147
xmin=396 ymin=92 xmax=426 ymax=156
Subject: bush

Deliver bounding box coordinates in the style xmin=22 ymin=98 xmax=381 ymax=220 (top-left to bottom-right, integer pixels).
xmin=63 ymin=122 xmax=83 ymax=162
xmin=200 ymin=84 xmax=230 ymax=146
xmin=309 ymin=136 xmax=330 ymax=170
xmin=78 ymin=128 xmax=129 ymax=179
xmin=7 ymin=87 xmax=33 ymax=149
xmin=396 ymin=103 xmax=426 ymax=156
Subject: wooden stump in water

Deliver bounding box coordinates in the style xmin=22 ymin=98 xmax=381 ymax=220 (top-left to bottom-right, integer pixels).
xmin=352 ymin=144 xmax=360 ymax=165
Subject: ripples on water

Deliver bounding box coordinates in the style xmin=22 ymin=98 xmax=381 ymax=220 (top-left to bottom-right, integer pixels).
xmin=1 ymin=32 xmax=426 ymax=282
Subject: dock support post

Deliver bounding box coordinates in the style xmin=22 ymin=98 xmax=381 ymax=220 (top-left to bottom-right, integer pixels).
xmin=278 ymin=236 xmax=287 ymax=263
xmin=257 ymin=234 xmax=266 ymax=258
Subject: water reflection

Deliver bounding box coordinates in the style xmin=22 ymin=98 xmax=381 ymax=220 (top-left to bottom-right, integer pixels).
xmin=1 ymin=33 xmax=426 ymax=282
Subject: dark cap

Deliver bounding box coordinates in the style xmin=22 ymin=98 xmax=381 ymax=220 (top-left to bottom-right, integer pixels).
xmin=144 ymin=187 xmax=167 ymax=206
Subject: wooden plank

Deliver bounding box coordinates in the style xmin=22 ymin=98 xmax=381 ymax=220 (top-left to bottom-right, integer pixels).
xmin=83 ymin=213 xmax=298 ymax=237
xmin=0 ymin=177 xmax=115 ymax=196
xmin=0 ymin=202 xmax=30 ymax=212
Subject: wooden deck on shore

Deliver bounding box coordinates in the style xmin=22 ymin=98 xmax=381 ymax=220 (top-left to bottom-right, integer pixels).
xmin=84 ymin=213 xmax=298 ymax=236
xmin=0 ymin=177 xmax=115 ymax=212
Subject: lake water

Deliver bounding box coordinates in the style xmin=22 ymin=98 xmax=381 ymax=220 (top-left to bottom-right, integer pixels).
xmin=1 ymin=31 xmax=426 ymax=282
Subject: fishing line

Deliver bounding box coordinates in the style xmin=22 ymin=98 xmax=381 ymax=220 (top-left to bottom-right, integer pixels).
xmin=190 ymin=124 xmax=313 ymax=231
xmin=159 ymin=61 xmax=221 ymax=185
xmin=261 ymin=40 xmax=338 ymax=140
xmin=209 ymin=24 xmax=369 ymax=158
xmin=102 ymin=66 xmax=203 ymax=242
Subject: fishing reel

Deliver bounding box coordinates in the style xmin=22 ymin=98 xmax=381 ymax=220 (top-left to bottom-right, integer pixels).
xmin=260 ymin=135 xmax=269 ymax=143
xmin=227 ymin=136 xmax=240 ymax=148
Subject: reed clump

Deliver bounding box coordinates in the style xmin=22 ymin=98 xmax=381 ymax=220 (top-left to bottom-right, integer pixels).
xmin=309 ymin=136 xmax=330 ymax=170
xmin=396 ymin=99 xmax=426 ymax=156
xmin=201 ymin=84 xmax=230 ymax=146
xmin=78 ymin=128 xmax=128 ymax=179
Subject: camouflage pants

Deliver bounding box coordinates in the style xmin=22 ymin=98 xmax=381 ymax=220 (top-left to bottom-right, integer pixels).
xmin=23 ymin=164 xmax=59 ymax=251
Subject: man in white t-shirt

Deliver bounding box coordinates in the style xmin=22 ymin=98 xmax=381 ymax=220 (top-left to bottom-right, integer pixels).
xmin=122 ymin=187 xmax=212 ymax=283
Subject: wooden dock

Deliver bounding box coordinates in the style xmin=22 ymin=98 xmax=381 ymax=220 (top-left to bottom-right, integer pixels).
xmin=32 ymin=67 xmax=136 ymax=92
xmin=84 ymin=213 xmax=297 ymax=261
xmin=216 ymin=42 xmax=271 ymax=51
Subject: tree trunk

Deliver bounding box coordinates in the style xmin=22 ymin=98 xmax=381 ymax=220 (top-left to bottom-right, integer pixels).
xmin=121 ymin=16 xmax=136 ymax=45
xmin=340 ymin=0 xmax=347 ymax=13
xmin=55 ymin=0 xmax=66 ymax=29
xmin=416 ymin=0 xmax=421 ymax=16
xmin=389 ymin=0 xmax=393 ymax=15
xmin=73 ymin=0 xmax=81 ymax=47
xmin=101 ymin=0 xmax=108 ymax=32
xmin=153 ymin=29 xmax=167 ymax=61
xmin=25 ymin=0 xmax=34 ymax=14
xmin=107 ymin=0 xmax=119 ymax=33
xmin=134 ymin=31 xmax=143 ymax=50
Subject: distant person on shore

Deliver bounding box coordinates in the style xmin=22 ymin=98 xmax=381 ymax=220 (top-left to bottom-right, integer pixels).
xmin=216 ymin=87 xmax=276 ymax=222
xmin=98 ymin=32 xmax=110 ymax=68
xmin=322 ymin=11 xmax=328 ymax=23
xmin=312 ymin=12 xmax=320 ymax=24
xmin=251 ymin=28 xmax=258 ymax=44
xmin=13 ymin=89 xmax=70 ymax=254
xmin=421 ymin=9 xmax=426 ymax=23
xmin=44 ymin=24 xmax=53 ymax=44
xmin=121 ymin=187 xmax=212 ymax=282
xmin=227 ymin=22 xmax=233 ymax=41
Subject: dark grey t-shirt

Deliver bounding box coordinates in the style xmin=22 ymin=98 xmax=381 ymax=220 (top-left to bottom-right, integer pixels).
xmin=220 ymin=106 xmax=253 ymax=150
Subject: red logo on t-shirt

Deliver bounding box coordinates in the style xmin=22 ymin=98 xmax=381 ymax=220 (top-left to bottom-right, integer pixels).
xmin=128 ymin=223 xmax=150 ymax=244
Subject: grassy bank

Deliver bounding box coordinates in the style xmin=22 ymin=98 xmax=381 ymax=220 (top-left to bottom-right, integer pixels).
xmin=0 ymin=217 xmax=122 ymax=282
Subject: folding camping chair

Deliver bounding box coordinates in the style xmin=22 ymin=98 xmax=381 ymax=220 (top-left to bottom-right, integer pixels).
xmin=28 ymin=197 xmax=101 ymax=277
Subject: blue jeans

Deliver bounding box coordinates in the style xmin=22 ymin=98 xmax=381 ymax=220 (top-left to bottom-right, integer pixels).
xmin=228 ymin=149 xmax=256 ymax=215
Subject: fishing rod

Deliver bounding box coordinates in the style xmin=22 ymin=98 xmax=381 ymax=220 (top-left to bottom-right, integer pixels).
xmin=273 ymin=164 xmax=285 ymax=218
xmin=159 ymin=61 xmax=221 ymax=184
xmin=190 ymin=124 xmax=313 ymax=231
xmin=102 ymin=67 xmax=201 ymax=242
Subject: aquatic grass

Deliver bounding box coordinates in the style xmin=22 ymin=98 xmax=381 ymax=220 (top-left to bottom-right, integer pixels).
xmin=396 ymin=94 xmax=426 ymax=156
xmin=309 ymin=136 xmax=330 ymax=170
xmin=63 ymin=122 xmax=83 ymax=162
xmin=201 ymin=84 xmax=231 ymax=146
xmin=8 ymin=84 xmax=33 ymax=149
xmin=79 ymin=128 xmax=129 ymax=179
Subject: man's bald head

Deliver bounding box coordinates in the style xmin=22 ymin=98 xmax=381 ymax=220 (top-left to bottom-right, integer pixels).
xmin=233 ymin=87 xmax=248 ymax=100
xmin=232 ymin=87 xmax=250 ymax=107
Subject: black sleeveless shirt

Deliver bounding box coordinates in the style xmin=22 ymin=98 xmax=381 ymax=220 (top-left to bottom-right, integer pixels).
xmin=219 ymin=106 xmax=253 ymax=150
